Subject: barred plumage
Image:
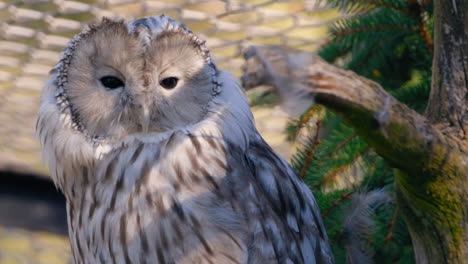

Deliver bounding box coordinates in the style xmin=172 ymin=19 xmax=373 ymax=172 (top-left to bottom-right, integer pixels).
xmin=36 ymin=15 xmax=333 ymax=263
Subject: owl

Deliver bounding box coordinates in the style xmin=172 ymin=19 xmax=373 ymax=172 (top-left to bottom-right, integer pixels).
xmin=36 ymin=16 xmax=333 ymax=264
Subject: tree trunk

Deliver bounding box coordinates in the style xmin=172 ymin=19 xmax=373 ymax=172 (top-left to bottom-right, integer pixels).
xmin=398 ymin=1 xmax=468 ymax=262
xmin=241 ymin=1 xmax=468 ymax=263
xmin=425 ymin=0 xmax=468 ymax=135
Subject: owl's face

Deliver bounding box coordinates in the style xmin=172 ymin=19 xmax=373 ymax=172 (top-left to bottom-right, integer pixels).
xmin=60 ymin=17 xmax=217 ymax=141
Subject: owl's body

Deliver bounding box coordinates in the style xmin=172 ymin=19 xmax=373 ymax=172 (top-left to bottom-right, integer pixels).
xmin=37 ymin=16 xmax=333 ymax=263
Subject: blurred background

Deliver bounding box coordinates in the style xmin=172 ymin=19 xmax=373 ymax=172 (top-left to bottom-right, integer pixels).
xmin=0 ymin=0 xmax=339 ymax=263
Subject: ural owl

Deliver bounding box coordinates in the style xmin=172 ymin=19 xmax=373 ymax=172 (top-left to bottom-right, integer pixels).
xmin=36 ymin=16 xmax=333 ymax=264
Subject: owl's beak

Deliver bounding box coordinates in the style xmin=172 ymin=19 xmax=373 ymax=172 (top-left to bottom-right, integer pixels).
xmin=141 ymin=104 xmax=151 ymax=134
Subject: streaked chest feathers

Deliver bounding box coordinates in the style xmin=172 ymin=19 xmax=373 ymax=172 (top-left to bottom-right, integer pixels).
xmin=66 ymin=131 xmax=249 ymax=264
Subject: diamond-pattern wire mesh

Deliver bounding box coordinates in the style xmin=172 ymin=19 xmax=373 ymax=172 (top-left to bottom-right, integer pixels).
xmin=0 ymin=0 xmax=338 ymax=176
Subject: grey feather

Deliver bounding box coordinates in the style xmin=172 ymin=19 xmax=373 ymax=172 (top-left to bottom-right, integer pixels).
xmin=342 ymin=189 xmax=391 ymax=264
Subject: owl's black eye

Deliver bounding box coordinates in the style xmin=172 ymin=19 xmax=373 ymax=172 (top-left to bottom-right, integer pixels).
xmin=160 ymin=77 xmax=178 ymax=89
xmin=100 ymin=76 xmax=124 ymax=89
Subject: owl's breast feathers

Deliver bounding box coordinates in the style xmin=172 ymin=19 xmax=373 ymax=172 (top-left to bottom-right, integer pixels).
xmin=64 ymin=129 xmax=332 ymax=263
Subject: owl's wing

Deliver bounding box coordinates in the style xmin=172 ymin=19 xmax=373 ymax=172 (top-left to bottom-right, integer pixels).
xmin=245 ymin=135 xmax=334 ymax=264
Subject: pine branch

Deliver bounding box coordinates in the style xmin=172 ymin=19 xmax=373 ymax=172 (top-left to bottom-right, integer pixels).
xmin=330 ymin=228 xmax=344 ymax=247
xmin=330 ymin=26 xmax=415 ymax=73
xmin=360 ymin=0 xmax=410 ymax=15
xmin=321 ymin=0 xmax=409 ymax=15
xmin=350 ymin=37 xmax=388 ymax=72
xmin=316 ymin=163 xmax=348 ymax=187
xmin=419 ymin=24 xmax=433 ymax=55
xmin=317 ymin=40 xmax=349 ymax=62
xmin=320 ymin=133 xmax=358 ymax=161
xmin=384 ymin=206 xmax=399 ymax=246
xmin=406 ymin=0 xmax=434 ymax=54
xmin=299 ymin=120 xmax=322 ymax=179
xmin=333 ymin=25 xmax=415 ymax=37
xmin=321 ymin=191 xmax=354 ymax=217
xmin=421 ymin=0 xmax=432 ymax=10
xmin=287 ymin=105 xmax=322 ymax=141
xmin=415 ymin=8 xmax=433 ymax=55
xmin=314 ymin=146 xmax=371 ymax=189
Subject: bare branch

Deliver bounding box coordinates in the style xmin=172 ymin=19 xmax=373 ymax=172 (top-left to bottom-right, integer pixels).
xmin=241 ymin=45 xmax=467 ymax=174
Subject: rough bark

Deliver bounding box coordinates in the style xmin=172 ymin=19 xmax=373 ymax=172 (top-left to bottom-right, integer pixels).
xmin=425 ymin=0 xmax=468 ymax=136
xmin=241 ymin=1 xmax=468 ymax=261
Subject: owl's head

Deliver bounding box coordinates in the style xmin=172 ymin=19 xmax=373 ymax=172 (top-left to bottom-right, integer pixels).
xmin=44 ymin=16 xmax=219 ymax=143
xmin=38 ymin=15 xmax=254 ymax=184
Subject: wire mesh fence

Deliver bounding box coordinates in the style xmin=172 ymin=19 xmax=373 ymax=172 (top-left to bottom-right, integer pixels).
xmin=0 ymin=0 xmax=338 ymax=176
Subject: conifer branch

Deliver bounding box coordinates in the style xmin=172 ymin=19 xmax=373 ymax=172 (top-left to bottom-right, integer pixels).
xmin=299 ymin=120 xmax=322 ymax=179
xmin=416 ymin=12 xmax=433 ymax=55
xmin=385 ymin=206 xmax=399 ymax=246
xmin=317 ymin=164 xmax=348 ymax=187
xmin=351 ymin=37 xmax=388 ymax=71
xmin=321 ymin=133 xmax=358 ymax=161
xmin=317 ymin=40 xmax=348 ymax=61
xmin=287 ymin=105 xmax=322 ymax=141
xmin=321 ymin=191 xmax=354 ymax=217
xmin=360 ymin=0 xmax=410 ymax=15
xmin=333 ymin=25 xmax=415 ymax=37
xmin=330 ymin=228 xmax=344 ymax=247
xmin=406 ymin=0 xmax=433 ymax=54
xmin=315 ymin=146 xmax=370 ymax=188
xmin=420 ymin=31 xmax=432 ymax=53
xmin=421 ymin=0 xmax=432 ymax=9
